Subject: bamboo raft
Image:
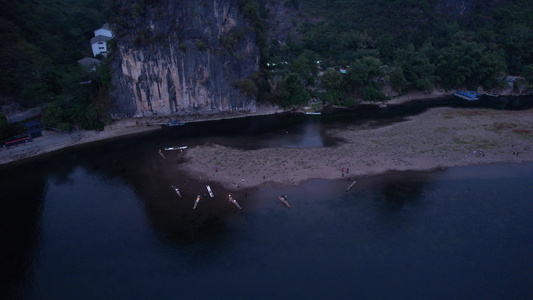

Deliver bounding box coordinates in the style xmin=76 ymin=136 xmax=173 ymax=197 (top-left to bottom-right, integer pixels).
xmin=277 ymin=195 xmax=291 ymax=208
xmin=171 ymin=185 xmax=182 ymax=198
xmin=164 ymin=146 xmax=188 ymax=151
xmin=206 ymin=185 xmax=214 ymax=197
xmin=346 ymin=180 xmax=356 ymax=192
xmin=228 ymin=194 xmax=242 ymax=209
xmin=193 ymin=195 xmax=201 ymax=210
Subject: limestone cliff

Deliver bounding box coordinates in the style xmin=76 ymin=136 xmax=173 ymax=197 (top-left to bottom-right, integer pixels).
xmin=109 ymin=0 xmax=260 ymax=117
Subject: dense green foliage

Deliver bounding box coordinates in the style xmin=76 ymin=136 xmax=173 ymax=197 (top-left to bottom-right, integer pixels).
xmin=262 ymin=0 xmax=532 ymax=106
xmin=41 ymin=62 xmax=111 ymax=131
xmin=278 ymin=73 xmax=310 ymax=107
xmin=0 ymin=113 xmax=9 ymax=140
xmin=0 ymin=0 xmax=110 ymax=130
xmin=2 ymin=0 xmax=532 ymax=118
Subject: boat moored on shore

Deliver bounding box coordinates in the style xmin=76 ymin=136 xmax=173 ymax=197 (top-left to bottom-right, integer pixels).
xmin=161 ymin=120 xmax=185 ymax=127
xmin=454 ymin=91 xmax=479 ymax=101
xmin=164 ymin=146 xmax=188 ymax=151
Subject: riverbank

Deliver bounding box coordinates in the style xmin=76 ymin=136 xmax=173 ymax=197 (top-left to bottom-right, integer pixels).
xmin=179 ymin=107 xmax=533 ymax=190
xmin=2 ymin=97 xmax=532 ymax=187
xmin=0 ymin=125 xmax=160 ymax=165
xmin=0 ymin=105 xmax=286 ymax=165
xmin=0 ymin=90 xmax=479 ymax=166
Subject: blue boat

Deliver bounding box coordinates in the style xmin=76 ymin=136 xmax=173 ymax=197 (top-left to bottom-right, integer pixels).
xmin=453 ymin=91 xmax=479 ymax=101
xmin=161 ymin=120 xmax=185 ymax=127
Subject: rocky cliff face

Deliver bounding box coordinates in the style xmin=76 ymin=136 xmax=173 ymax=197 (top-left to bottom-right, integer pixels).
xmin=110 ymin=0 xmax=260 ymax=117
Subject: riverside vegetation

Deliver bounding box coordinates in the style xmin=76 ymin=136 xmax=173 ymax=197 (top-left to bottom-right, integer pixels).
xmin=1 ymin=0 xmax=532 ymax=141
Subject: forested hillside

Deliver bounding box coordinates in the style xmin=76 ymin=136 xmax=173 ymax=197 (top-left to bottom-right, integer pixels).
xmin=1 ymin=0 xmax=532 ymax=133
xmin=265 ymin=0 xmax=533 ymax=105
xmin=0 ymin=0 xmax=110 ymax=134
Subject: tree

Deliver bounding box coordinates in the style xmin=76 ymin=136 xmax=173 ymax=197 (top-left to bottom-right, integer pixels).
xmin=41 ymin=101 xmax=64 ymax=129
xmin=321 ymin=69 xmax=346 ymax=105
xmin=473 ymin=51 xmax=507 ymax=89
xmin=346 ymin=57 xmax=383 ymax=87
xmin=388 ymin=67 xmax=409 ymax=94
xmin=278 ymin=73 xmax=309 ymax=107
xmin=0 ymin=0 xmax=107 ymax=105
xmin=0 ymin=113 xmax=11 ymax=140
xmin=345 ymin=57 xmax=386 ymax=101
xmin=523 ymin=65 xmax=533 ymax=87
xmin=434 ymin=41 xmax=506 ymax=89
xmin=393 ymin=44 xmax=435 ymax=92
xmin=292 ymin=50 xmax=320 ymax=83
xmin=234 ymin=79 xmax=259 ymax=97
xmin=359 ymin=86 xmax=384 ymax=101
xmin=321 ymin=69 xmax=344 ymax=90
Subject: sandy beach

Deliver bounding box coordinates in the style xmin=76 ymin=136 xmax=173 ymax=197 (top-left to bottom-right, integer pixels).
xmin=179 ymin=107 xmax=533 ymax=190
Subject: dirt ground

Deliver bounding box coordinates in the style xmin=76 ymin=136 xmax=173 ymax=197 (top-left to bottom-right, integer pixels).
xmin=179 ymin=107 xmax=533 ymax=190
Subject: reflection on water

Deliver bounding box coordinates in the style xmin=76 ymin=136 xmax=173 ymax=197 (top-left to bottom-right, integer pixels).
xmin=0 ymin=163 xmax=46 ymax=300
xmin=158 ymin=95 xmax=533 ymax=150
xmin=1 ymin=95 xmax=532 ymax=299
xmin=262 ymin=120 xmax=324 ymax=148
xmin=1 ymin=159 xmax=530 ymax=299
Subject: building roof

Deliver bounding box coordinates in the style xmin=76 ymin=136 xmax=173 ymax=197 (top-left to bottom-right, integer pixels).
xmin=5 ymin=108 xmax=42 ymax=124
xmin=90 ymin=35 xmax=112 ymax=44
xmin=94 ymin=23 xmax=112 ymax=37
xmin=77 ymin=57 xmax=101 ymax=67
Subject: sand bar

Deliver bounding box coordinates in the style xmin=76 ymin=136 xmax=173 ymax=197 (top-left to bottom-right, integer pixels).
xmin=179 ymin=107 xmax=533 ymax=190
xmin=2 ymin=95 xmax=532 ymax=191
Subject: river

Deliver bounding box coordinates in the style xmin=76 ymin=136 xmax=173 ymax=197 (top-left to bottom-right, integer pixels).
xmin=1 ymin=95 xmax=532 ymax=299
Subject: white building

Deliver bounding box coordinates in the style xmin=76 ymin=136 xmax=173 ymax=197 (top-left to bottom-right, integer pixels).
xmin=91 ymin=23 xmax=113 ymax=57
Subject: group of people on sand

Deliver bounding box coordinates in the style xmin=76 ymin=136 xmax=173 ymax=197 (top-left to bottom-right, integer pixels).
xmin=341 ymin=167 xmax=350 ymax=178
xmin=473 ymin=150 xmax=485 ymax=157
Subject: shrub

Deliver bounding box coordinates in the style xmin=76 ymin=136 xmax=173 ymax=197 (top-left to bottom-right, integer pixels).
xmin=343 ymin=98 xmax=357 ymax=107
xmin=234 ymin=79 xmax=258 ymax=97
xmin=197 ymin=40 xmax=208 ymax=51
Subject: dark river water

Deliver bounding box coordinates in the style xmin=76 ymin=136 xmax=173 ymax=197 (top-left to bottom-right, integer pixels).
xmin=1 ymin=96 xmax=532 ymax=299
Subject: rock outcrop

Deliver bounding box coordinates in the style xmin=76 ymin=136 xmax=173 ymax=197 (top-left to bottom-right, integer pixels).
xmin=109 ymin=0 xmax=260 ymax=117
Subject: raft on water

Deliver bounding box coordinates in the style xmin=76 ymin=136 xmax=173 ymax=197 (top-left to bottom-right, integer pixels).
xmin=171 ymin=185 xmax=182 ymax=198
xmin=165 ymin=146 xmax=188 ymax=151
xmin=346 ymin=180 xmax=356 ymax=192
xmin=193 ymin=195 xmax=201 ymax=210
xmin=228 ymin=194 xmax=242 ymax=209
xmin=206 ymin=185 xmax=214 ymax=197
xmin=277 ymin=195 xmax=291 ymax=208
